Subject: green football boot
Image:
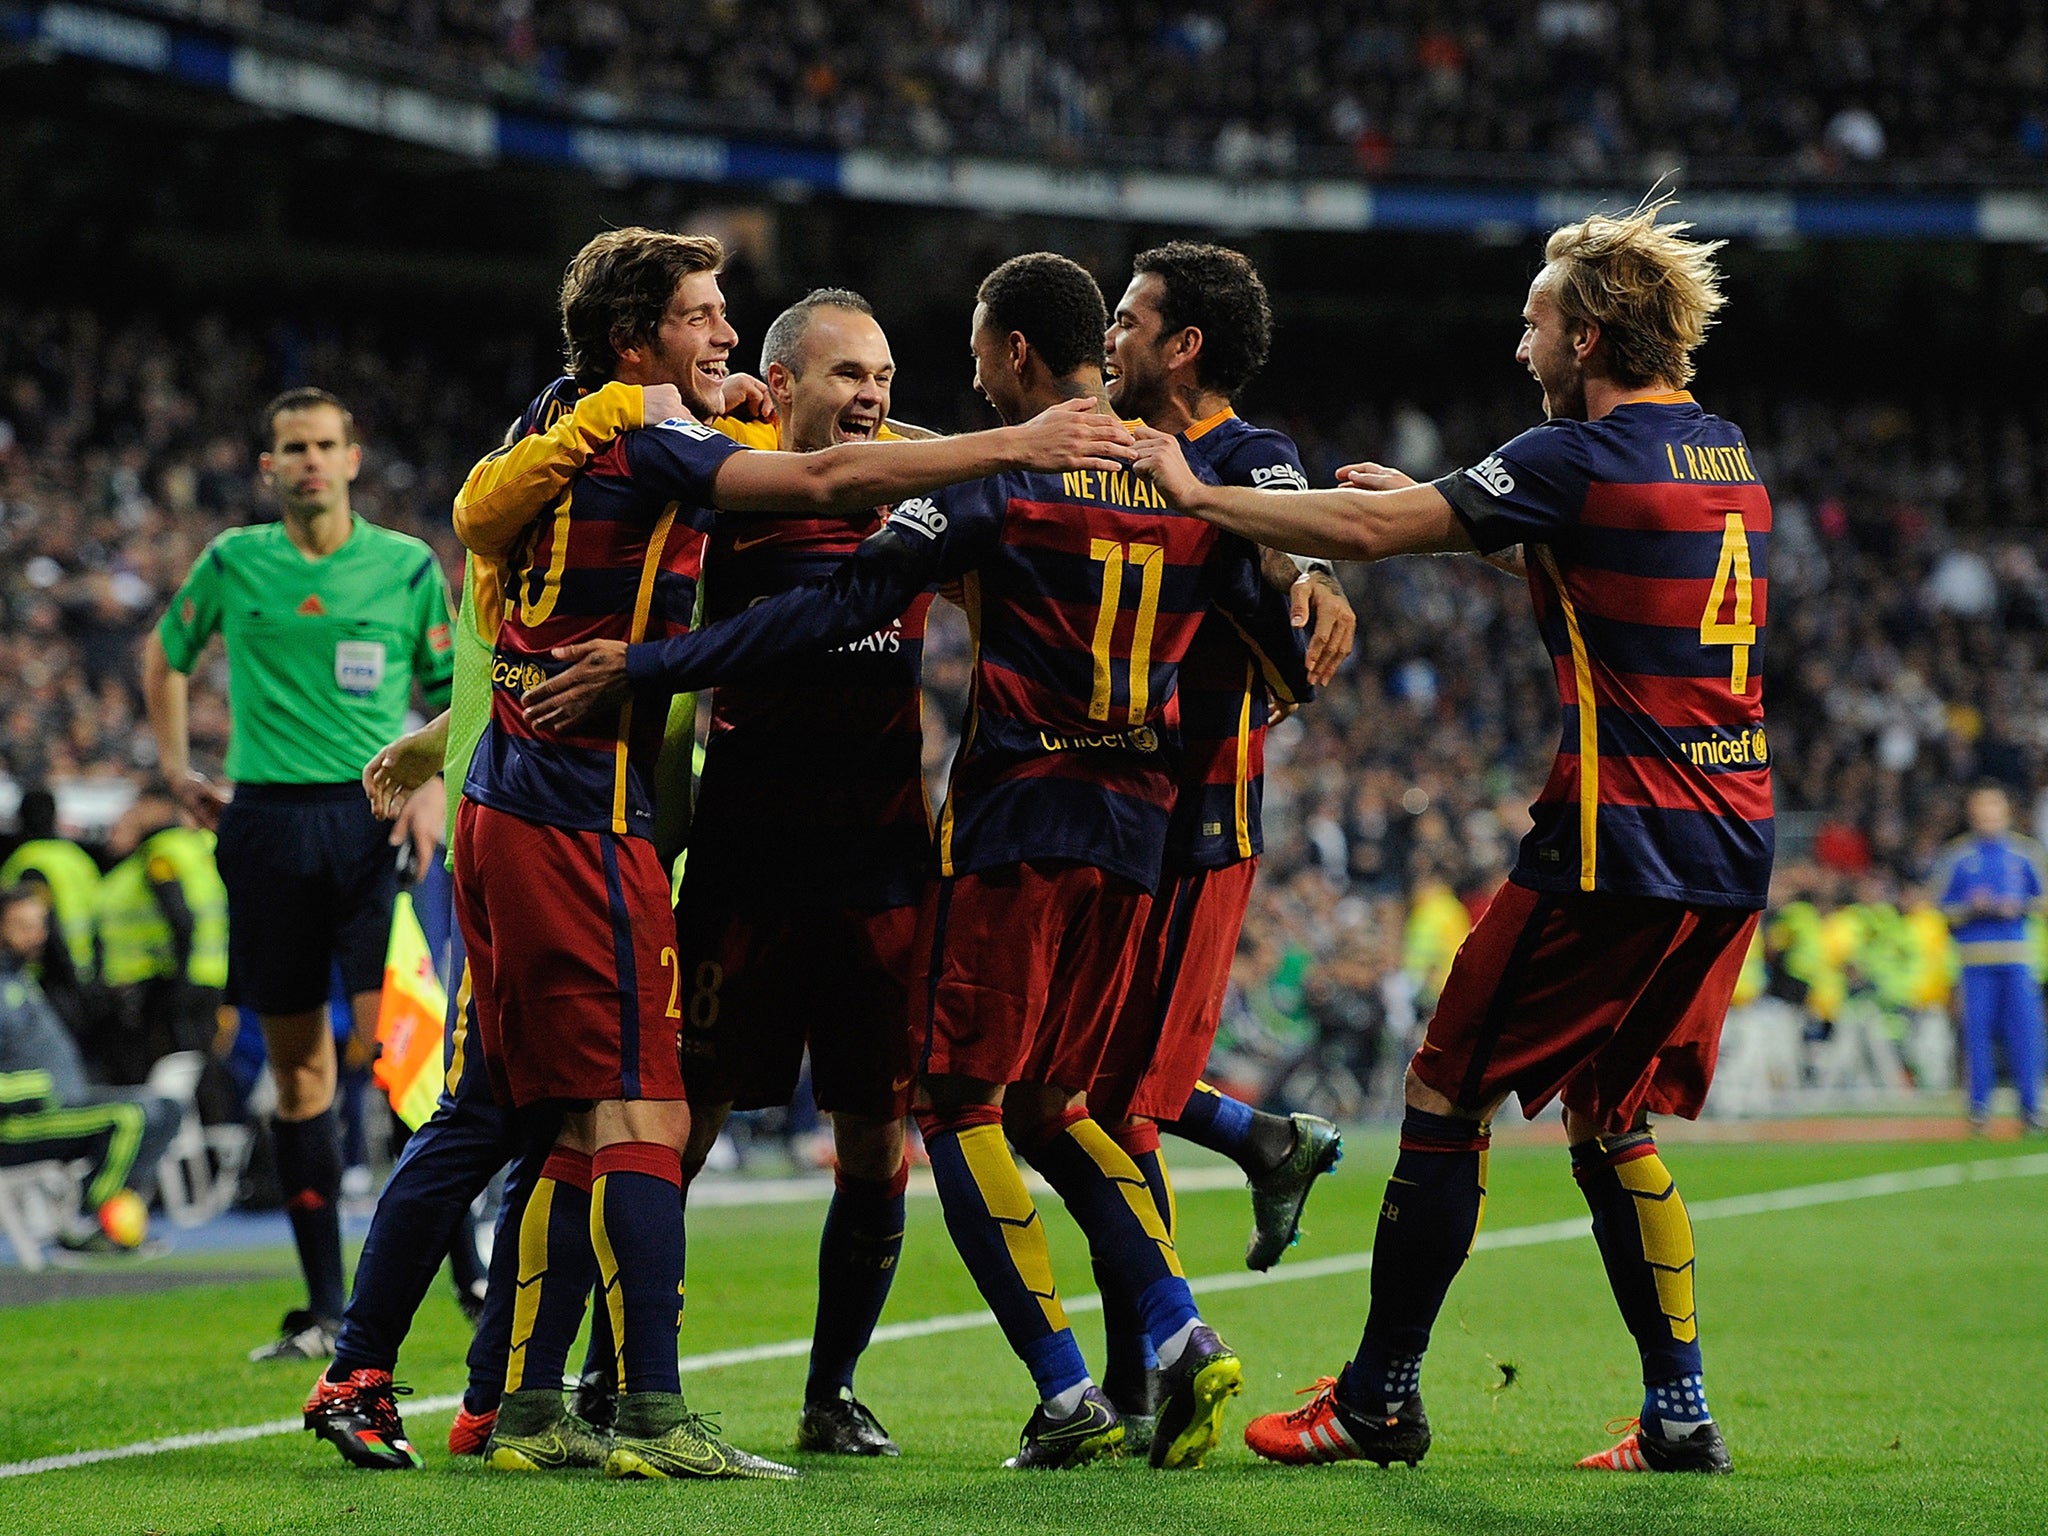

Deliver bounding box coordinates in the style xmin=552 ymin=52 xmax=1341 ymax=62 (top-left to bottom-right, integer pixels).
xmin=1245 ymin=1114 xmax=1343 ymax=1270
xmin=605 ymin=1391 xmax=800 ymax=1480
xmin=482 ymin=1388 xmax=612 ymax=1473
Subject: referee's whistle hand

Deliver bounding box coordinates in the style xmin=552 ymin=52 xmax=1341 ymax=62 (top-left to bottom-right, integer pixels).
xmin=522 ymin=641 xmax=631 ymax=733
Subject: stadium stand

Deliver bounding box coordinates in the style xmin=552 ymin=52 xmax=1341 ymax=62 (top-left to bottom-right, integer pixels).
xmin=97 ymin=1 xmax=2048 ymax=184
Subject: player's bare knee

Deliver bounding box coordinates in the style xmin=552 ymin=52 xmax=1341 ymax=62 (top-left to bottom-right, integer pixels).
xmin=831 ymin=1111 xmax=906 ymax=1181
xmin=921 ymin=1073 xmax=1001 ymax=1120
xmin=1404 ymin=1066 xmax=1457 ymax=1116
xmin=680 ymin=1102 xmax=731 ymax=1186
xmin=1000 ymin=1082 xmax=1082 ymax=1146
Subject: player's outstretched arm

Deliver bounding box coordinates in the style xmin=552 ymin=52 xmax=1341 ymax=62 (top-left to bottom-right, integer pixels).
xmin=708 ymin=398 xmax=1133 ymax=514
xmin=1131 ymin=426 xmax=1474 ymax=562
xmin=521 ymin=523 xmax=942 ymax=734
xmin=452 ymin=381 xmax=681 ymax=556
xmin=1340 ymin=461 xmax=1526 ymax=578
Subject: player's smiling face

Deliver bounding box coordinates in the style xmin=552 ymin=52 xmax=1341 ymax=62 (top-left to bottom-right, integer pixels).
xmin=1518 ymin=272 xmax=1590 ymax=422
xmin=637 ymin=269 xmax=738 ymax=419
xmin=779 ymin=308 xmax=896 ymax=452
xmin=1104 ymin=272 xmax=1173 ymax=421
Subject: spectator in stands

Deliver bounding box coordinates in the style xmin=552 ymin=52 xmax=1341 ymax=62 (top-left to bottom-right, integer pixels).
xmin=0 ymin=885 xmax=180 ymax=1254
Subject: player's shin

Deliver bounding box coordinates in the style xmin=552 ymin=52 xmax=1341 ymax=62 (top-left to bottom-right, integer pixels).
xmin=273 ymin=1106 xmax=347 ymax=1324
xmin=1022 ymin=1111 xmax=1201 ymax=1368
xmin=1342 ymin=1109 xmax=1489 ymax=1415
xmin=806 ymin=1157 xmax=909 ymax=1405
xmin=918 ymin=1104 xmax=1092 ymax=1410
xmin=1570 ymin=1130 xmax=1713 ymax=1439
xmin=502 ymin=1148 xmax=598 ymax=1399
xmin=590 ymin=1141 xmax=687 ymax=1397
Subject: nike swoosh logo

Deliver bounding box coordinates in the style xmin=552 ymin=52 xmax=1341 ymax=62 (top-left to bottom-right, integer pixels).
xmin=891 ymin=1075 xmax=915 ymax=1093
xmin=730 ymin=532 xmax=781 ymax=552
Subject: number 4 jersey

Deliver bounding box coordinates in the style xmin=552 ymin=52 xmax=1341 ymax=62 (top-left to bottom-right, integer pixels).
xmin=1434 ymin=391 xmax=1772 ymax=909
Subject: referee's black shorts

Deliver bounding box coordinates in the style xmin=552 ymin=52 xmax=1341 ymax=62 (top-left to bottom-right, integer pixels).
xmin=215 ymin=783 xmax=397 ymax=1015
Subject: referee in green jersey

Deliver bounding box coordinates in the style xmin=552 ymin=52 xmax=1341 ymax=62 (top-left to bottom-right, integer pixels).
xmin=143 ymin=388 xmax=455 ymax=1360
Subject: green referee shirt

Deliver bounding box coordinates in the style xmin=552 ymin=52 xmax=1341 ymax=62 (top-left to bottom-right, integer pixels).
xmin=158 ymin=516 xmax=455 ymax=784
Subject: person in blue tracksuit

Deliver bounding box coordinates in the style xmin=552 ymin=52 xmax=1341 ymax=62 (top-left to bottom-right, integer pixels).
xmin=1933 ymin=784 xmax=2047 ymax=1131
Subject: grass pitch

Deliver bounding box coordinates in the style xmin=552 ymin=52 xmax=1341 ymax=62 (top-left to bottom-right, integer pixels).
xmin=2 ymin=1133 xmax=2044 ymax=1535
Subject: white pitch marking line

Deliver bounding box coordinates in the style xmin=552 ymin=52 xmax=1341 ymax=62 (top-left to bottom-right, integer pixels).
xmin=4 ymin=1151 xmax=2042 ymax=1480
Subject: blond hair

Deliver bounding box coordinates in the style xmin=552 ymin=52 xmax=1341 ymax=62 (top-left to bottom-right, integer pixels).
xmin=1540 ymin=197 xmax=1726 ymax=388
xmin=560 ymin=227 xmax=725 ymax=385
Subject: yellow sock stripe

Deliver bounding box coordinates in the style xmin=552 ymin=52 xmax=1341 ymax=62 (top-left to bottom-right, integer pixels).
xmin=1069 ymin=1118 xmax=1184 ymax=1279
xmin=1159 ymin=1148 xmax=1178 ymax=1244
xmin=504 ymin=1176 xmax=556 ymax=1392
xmin=957 ymin=1123 xmax=1070 ymax=1333
xmin=589 ymin=1174 xmax=631 ymax=1387
xmin=1616 ymin=1153 xmax=1699 ymax=1342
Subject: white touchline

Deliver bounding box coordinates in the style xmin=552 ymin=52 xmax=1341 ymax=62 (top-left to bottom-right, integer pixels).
xmin=3 ymin=1150 xmax=2042 ymax=1480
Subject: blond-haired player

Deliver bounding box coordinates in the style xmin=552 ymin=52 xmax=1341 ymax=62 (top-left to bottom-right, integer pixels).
xmin=1132 ymin=199 xmax=1766 ymax=1475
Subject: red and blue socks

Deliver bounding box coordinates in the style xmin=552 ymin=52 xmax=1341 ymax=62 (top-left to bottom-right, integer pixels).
xmin=1570 ymin=1130 xmax=1713 ymax=1440
xmin=1340 ymin=1109 xmax=1490 ymax=1415
xmin=271 ymin=1108 xmax=346 ymax=1324
xmin=806 ymin=1158 xmax=909 ymax=1406
xmin=1161 ymin=1080 xmax=1297 ymax=1176
xmin=502 ymin=1147 xmax=596 ymax=1396
xmin=919 ymin=1105 xmax=1091 ymax=1409
xmin=591 ymin=1141 xmax=687 ymax=1396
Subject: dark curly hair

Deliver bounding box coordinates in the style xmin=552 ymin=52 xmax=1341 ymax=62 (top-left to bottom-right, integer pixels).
xmin=559 ymin=227 xmax=725 ymax=387
xmin=1132 ymin=241 xmax=1274 ymax=398
xmin=975 ymin=253 xmax=1108 ymax=377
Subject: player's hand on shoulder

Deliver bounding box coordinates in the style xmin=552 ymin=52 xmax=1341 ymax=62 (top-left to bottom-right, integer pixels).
xmin=522 ymin=640 xmax=631 ymax=734
xmin=175 ymin=771 xmax=228 ymax=832
xmin=640 ymin=383 xmax=686 ymax=426
xmin=1336 ymin=461 xmax=1417 ymax=491
xmin=1013 ymin=397 xmax=1134 ymax=473
xmin=718 ymin=372 xmax=775 ymax=421
xmin=1291 ymin=568 xmax=1356 ymax=686
xmin=1129 ymin=424 xmax=1203 ymax=506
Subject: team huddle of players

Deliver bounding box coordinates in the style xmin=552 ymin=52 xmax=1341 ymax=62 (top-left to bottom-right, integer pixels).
xmin=299 ymin=200 xmax=1774 ymax=1484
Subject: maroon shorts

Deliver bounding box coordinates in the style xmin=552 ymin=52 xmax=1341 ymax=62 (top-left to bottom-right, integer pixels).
xmin=676 ymin=898 xmax=916 ymax=1119
xmin=1095 ymin=859 xmax=1258 ymax=1125
xmin=453 ymin=799 xmax=686 ymax=1109
xmin=1411 ymin=879 xmax=1760 ymax=1131
xmin=915 ymin=860 xmax=1152 ymax=1094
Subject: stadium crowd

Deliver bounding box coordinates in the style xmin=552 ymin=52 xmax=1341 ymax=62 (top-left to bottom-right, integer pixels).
xmin=168 ymin=0 xmax=2048 ymax=180
xmin=3 ymin=300 xmax=2044 ymax=1124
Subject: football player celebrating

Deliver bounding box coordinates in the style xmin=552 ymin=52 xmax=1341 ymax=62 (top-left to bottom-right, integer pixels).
xmin=1129 ymin=200 xmax=1766 ymax=1476
xmin=545 ymin=254 xmax=1312 ymax=1472
xmin=1086 ymin=240 xmax=1356 ymax=1442
xmin=448 ymin=228 xmax=1135 ymax=1482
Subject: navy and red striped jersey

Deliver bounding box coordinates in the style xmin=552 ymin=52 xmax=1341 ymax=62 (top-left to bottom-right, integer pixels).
xmin=1168 ymin=409 xmax=1312 ymax=872
xmin=1436 ymin=392 xmax=1772 ymax=909
xmin=686 ymin=506 xmax=935 ymax=910
xmin=461 ymin=380 xmax=744 ymax=840
xmin=624 ymin=455 xmax=1312 ymax=892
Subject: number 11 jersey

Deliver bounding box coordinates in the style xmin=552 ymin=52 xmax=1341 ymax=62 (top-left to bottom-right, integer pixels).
xmin=1435 ymin=392 xmax=1773 ymax=909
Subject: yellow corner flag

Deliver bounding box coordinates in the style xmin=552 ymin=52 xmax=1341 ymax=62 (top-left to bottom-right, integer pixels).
xmin=374 ymin=891 xmax=447 ymax=1131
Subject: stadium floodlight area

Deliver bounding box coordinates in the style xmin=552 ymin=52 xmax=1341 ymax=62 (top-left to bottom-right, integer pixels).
xmin=15 ymin=1 xmax=2048 ymax=244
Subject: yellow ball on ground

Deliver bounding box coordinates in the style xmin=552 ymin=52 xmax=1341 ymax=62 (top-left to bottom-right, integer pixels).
xmin=98 ymin=1189 xmax=149 ymax=1249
